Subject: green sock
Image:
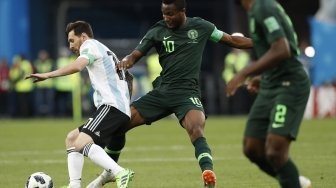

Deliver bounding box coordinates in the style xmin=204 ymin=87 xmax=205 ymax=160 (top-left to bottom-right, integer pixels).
xmin=276 ymin=159 xmax=300 ymax=188
xmin=193 ymin=137 xmax=213 ymax=171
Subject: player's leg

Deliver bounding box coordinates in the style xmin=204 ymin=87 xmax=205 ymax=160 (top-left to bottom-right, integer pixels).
xmin=74 ymin=105 xmax=134 ymax=188
xmin=181 ymin=109 xmax=216 ymax=188
xmin=265 ymin=133 xmax=301 ymax=187
xmin=243 ymin=137 xmax=277 ymax=177
xmin=103 ymin=105 xmax=146 ymax=162
xmin=87 ymin=106 xmax=145 ymax=188
xmin=103 ymin=90 xmax=170 ymax=161
xmin=243 ymin=91 xmax=279 ymax=178
xmin=171 ymin=92 xmax=215 ymax=187
xmin=267 ymin=100 xmax=309 ymax=187
xmin=88 ymin=90 xmax=171 ymax=187
xmin=74 ymin=132 xmax=134 ymax=188
xmin=65 ymin=128 xmax=84 ymax=188
xmin=266 ymin=77 xmax=310 ymax=187
xmin=182 ymin=110 xmax=212 ymax=170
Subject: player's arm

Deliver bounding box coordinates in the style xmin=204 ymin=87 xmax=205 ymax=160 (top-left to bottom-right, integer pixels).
xmin=26 ymin=57 xmax=88 ymax=82
xmin=220 ymin=33 xmax=253 ymax=49
xmin=246 ymin=75 xmax=261 ymax=93
xmin=209 ymin=27 xmax=252 ymax=49
xmin=117 ymin=50 xmax=144 ymax=70
xmin=226 ymin=37 xmax=291 ymax=96
xmin=239 ymin=37 xmax=290 ymax=76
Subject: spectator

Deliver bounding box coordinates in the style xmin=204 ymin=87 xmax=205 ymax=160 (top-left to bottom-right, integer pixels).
xmin=9 ymin=55 xmax=34 ymax=117
xmin=223 ymin=48 xmax=253 ymax=114
xmin=54 ymin=48 xmax=76 ymax=117
xmin=33 ymin=50 xmax=55 ymax=117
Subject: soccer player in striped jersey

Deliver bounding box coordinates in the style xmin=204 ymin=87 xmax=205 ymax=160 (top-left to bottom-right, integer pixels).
xmin=26 ymin=21 xmax=134 ymax=188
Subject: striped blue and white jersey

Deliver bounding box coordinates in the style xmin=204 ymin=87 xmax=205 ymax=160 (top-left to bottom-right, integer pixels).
xmin=78 ymin=39 xmax=130 ymax=117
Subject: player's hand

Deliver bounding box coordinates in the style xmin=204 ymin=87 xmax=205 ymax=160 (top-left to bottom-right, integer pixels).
xmin=117 ymin=55 xmax=134 ymax=70
xmin=226 ymin=72 xmax=247 ymax=96
xmin=25 ymin=73 xmax=49 ymax=83
xmin=246 ymin=76 xmax=260 ymax=93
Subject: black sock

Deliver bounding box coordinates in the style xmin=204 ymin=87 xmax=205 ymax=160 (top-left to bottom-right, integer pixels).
xmin=276 ymin=159 xmax=300 ymax=188
xmin=105 ymin=134 xmax=126 ymax=162
xmin=193 ymin=137 xmax=213 ymax=171
xmin=255 ymin=158 xmax=277 ymax=177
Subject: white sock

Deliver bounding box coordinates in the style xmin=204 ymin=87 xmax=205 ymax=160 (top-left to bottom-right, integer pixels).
xmin=67 ymin=147 xmax=84 ymax=187
xmin=83 ymin=143 xmax=124 ymax=175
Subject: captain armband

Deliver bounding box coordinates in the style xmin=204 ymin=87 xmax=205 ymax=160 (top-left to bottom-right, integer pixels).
xmin=210 ymin=27 xmax=226 ymax=42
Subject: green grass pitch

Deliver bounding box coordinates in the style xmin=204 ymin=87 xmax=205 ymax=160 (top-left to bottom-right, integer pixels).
xmin=0 ymin=117 xmax=335 ymax=187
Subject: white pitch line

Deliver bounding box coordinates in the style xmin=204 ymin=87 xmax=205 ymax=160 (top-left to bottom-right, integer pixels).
xmin=0 ymin=156 xmax=246 ymax=165
xmin=0 ymin=145 xmax=240 ymax=156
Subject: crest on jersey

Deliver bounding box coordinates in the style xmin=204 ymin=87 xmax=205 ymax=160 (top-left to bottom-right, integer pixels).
xmin=187 ymin=29 xmax=198 ymax=39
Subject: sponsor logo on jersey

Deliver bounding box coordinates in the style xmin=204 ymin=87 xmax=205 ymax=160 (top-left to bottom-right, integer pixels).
xmin=163 ymin=36 xmax=172 ymax=40
xmin=272 ymin=123 xmax=284 ymax=128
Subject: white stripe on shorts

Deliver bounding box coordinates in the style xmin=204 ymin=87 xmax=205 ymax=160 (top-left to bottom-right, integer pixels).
xmin=84 ymin=105 xmax=110 ymax=131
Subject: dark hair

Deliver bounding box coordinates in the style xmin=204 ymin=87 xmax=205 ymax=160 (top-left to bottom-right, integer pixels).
xmin=162 ymin=0 xmax=186 ymax=10
xmin=65 ymin=21 xmax=94 ymax=38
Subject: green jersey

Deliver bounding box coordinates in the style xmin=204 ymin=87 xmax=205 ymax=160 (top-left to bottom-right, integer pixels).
xmin=248 ymin=0 xmax=307 ymax=88
xmin=136 ymin=17 xmax=223 ymax=92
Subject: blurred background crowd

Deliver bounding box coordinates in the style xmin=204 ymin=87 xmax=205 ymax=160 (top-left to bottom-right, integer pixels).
xmin=0 ymin=0 xmax=335 ymax=119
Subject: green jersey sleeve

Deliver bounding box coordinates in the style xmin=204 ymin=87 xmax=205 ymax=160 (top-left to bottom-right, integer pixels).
xmin=135 ymin=28 xmax=157 ymax=55
xmin=256 ymin=6 xmax=285 ymax=44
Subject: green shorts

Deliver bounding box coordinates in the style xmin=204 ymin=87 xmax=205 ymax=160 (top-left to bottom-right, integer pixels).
xmin=132 ymin=88 xmax=205 ymax=125
xmin=245 ymin=82 xmax=310 ymax=140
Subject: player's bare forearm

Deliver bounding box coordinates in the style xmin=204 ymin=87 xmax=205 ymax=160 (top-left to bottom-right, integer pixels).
xmin=47 ymin=64 xmax=80 ymax=78
xmin=230 ymin=35 xmax=253 ymax=49
xmin=26 ymin=68 xmax=73 ymax=83
xmin=240 ymin=37 xmax=291 ymax=77
xmin=118 ymin=50 xmax=143 ymax=70
xmin=25 ymin=73 xmax=49 ymax=82
xmin=221 ymin=34 xmax=253 ymax=49
xmin=26 ymin=57 xmax=87 ymax=82
xmin=50 ymin=57 xmax=87 ymax=78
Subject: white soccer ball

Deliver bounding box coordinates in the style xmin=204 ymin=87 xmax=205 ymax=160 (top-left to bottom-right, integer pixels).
xmin=25 ymin=172 xmax=54 ymax=188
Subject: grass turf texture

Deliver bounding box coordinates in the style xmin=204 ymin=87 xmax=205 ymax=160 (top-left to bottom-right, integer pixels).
xmin=0 ymin=117 xmax=335 ymax=187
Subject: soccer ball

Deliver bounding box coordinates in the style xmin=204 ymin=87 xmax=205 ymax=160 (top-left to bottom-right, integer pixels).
xmin=25 ymin=172 xmax=54 ymax=188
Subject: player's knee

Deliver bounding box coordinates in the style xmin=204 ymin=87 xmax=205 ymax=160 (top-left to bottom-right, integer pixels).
xmin=243 ymin=145 xmax=260 ymax=162
xmin=186 ymin=125 xmax=204 ymax=141
xmin=243 ymin=137 xmax=266 ymax=162
xmin=130 ymin=106 xmax=145 ymax=127
xmin=265 ymin=149 xmax=286 ymax=168
xmin=65 ymin=129 xmax=79 ymax=148
xmin=73 ymin=141 xmax=85 ymax=152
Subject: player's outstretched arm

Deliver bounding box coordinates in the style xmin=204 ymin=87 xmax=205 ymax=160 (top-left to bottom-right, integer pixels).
xmin=220 ymin=33 xmax=253 ymax=49
xmin=25 ymin=72 xmax=49 ymax=83
xmin=226 ymin=37 xmax=290 ymax=96
xmin=26 ymin=57 xmax=88 ymax=82
xmin=118 ymin=50 xmax=143 ymax=70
